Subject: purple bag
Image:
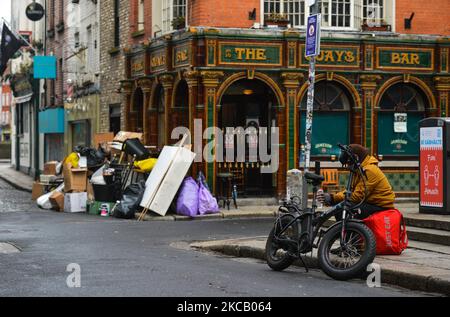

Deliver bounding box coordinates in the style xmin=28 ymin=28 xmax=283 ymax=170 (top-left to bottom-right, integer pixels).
xmin=198 ymin=182 xmax=220 ymax=215
xmin=176 ymin=177 xmax=199 ymax=217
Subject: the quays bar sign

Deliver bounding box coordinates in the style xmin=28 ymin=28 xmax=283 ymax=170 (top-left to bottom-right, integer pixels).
xmin=150 ymin=50 xmax=167 ymax=73
xmin=130 ymin=53 xmax=145 ymax=78
xmin=218 ymin=42 xmax=283 ymax=66
xmin=300 ymin=45 xmax=360 ymax=68
xmin=376 ymin=47 xmax=435 ymax=71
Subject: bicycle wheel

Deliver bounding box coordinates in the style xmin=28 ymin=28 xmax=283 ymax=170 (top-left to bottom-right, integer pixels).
xmin=318 ymin=222 xmax=376 ymax=280
xmin=265 ymin=215 xmax=298 ymax=271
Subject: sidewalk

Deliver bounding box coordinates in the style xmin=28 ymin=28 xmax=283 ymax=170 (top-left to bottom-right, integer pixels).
xmin=0 ymin=164 xmax=34 ymax=192
xmin=191 ymin=237 xmax=450 ymax=296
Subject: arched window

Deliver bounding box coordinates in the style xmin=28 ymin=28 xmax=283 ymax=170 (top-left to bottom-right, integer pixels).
xmin=173 ymin=80 xmax=189 ymax=131
xmin=300 ymin=81 xmax=352 ymax=156
xmin=131 ymin=88 xmax=144 ymax=133
xmin=377 ymin=83 xmax=427 ymax=156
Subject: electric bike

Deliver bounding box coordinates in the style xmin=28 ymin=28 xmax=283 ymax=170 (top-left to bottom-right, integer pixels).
xmin=265 ymin=144 xmax=376 ymax=280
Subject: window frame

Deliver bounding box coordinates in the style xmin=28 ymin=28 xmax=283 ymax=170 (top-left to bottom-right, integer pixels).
xmin=261 ymin=0 xmax=394 ymax=31
xmin=161 ymin=0 xmax=188 ymax=34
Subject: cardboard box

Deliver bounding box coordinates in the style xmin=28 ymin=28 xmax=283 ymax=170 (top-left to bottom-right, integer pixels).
xmin=44 ymin=161 xmax=59 ymax=175
xmin=40 ymin=174 xmax=59 ymax=183
xmin=32 ymin=182 xmax=46 ymax=201
xmin=94 ymin=132 xmax=114 ymax=148
xmin=64 ymin=192 xmax=87 ymax=213
xmin=87 ymin=182 xmax=95 ymax=201
xmin=113 ymin=131 xmax=143 ymax=143
xmin=49 ymin=191 xmax=65 ymax=212
xmin=63 ymin=164 xmax=88 ymax=193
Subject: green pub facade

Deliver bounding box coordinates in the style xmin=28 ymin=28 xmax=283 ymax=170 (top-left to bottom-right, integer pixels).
xmin=120 ymin=27 xmax=450 ymax=198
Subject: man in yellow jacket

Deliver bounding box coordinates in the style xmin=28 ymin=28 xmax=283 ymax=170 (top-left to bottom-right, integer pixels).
xmin=321 ymin=144 xmax=396 ymax=220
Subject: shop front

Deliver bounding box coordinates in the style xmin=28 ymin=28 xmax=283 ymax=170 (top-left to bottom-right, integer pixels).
xmin=121 ymin=28 xmax=450 ymax=198
xmin=64 ymin=92 xmax=100 ymax=154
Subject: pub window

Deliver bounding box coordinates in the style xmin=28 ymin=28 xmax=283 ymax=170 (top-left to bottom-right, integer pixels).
xmin=263 ymin=0 xmax=394 ymax=30
xmin=264 ymin=0 xmax=306 ymax=27
xmin=363 ymin=0 xmax=384 ymax=26
xmin=300 ymin=81 xmax=352 ymax=157
xmin=162 ymin=0 xmax=187 ymax=34
xmin=377 ymin=83 xmax=427 ymax=157
xmin=138 ymin=0 xmax=145 ymax=31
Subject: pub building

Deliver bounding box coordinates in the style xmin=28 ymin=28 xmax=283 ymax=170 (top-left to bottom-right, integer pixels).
xmin=119 ymin=27 xmax=450 ymax=199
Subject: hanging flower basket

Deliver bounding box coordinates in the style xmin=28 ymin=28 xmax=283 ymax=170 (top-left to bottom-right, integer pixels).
xmin=265 ymin=13 xmax=290 ymax=28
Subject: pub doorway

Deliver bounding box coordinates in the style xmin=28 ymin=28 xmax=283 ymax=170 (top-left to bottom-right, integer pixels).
xmin=218 ymin=79 xmax=278 ymax=196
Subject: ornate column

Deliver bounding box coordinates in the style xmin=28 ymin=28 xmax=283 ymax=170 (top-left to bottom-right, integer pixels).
xmin=119 ymin=80 xmax=134 ymax=131
xmin=184 ymin=70 xmax=200 ymax=176
xmin=281 ymin=73 xmax=304 ymax=171
xmin=200 ymin=71 xmax=224 ymax=194
xmin=159 ymin=74 xmax=174 ymax=145
xmin=434 ymin=76 xmax=450 ymax=117
xmin=137 ymin=77 xmax=153 ymax=144
xmin=360 ymin=75 xmax=382 ymax=154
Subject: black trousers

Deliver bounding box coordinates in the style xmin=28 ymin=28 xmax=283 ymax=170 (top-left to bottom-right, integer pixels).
xmin=335 ymin=203 xmax=387 ymax=221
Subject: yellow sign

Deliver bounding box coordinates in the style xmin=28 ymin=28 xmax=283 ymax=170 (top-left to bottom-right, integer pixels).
xmin=315 ymin=50 xmax=356 ymax=63
xmin=300 ymin=45 xmax=360 ymax=68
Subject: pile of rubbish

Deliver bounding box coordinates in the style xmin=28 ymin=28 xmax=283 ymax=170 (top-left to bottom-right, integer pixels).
xmin=32 ymin=132 xmax=219 ymax=219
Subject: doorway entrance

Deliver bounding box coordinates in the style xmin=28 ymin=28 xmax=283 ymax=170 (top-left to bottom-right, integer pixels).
xmin=219 ymin=79 xmax=278 ymax=196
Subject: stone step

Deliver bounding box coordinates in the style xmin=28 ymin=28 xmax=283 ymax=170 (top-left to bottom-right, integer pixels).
xmin=404 ymin=213 xmax=450 ymax=232
xmin=407 ymin=226 xmax=450 ymax=246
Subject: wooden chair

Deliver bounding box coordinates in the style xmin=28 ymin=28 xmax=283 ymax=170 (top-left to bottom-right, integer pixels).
xmin=321 ymin=169 xmax=340 ymax=193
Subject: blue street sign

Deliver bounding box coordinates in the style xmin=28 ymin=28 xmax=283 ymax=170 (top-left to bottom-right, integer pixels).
xmin=33 ymin=56 xmax=57 ymax=79
xmin=305 ymin=13 xmax=321 ymax=57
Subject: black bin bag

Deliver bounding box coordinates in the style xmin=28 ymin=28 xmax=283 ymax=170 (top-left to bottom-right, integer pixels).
xmin=113 ymin=181 xmax=146 ymax=219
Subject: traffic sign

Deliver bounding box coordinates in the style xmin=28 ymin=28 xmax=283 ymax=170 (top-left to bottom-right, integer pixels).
xmin=305 ymin=14 xmax=321 ymax=57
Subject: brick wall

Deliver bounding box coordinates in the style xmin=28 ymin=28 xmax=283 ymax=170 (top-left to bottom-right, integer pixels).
xmin=45 ymin=0 xmax=69 ymax=108
xmin=99 ymin=0 xmax=130 ymax=133
xmin=129 ymin=0 xmax=152 ymax=45
xmin=396 ymin=0 xmax=450 ymax=35
xmin=189 ymin=0 xmax=261 ymax=28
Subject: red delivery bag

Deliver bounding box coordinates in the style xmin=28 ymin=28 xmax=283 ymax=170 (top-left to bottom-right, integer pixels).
xmin=363 ymin=209 xmax=408 ymax=255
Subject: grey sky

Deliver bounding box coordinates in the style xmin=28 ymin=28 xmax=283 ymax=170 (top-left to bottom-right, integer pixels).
xmin=0 ymin=0 xmax=11 ymax=23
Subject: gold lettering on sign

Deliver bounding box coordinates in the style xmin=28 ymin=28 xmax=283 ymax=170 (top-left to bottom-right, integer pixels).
xmin=391 ymin=53 xmax=420 ymax=65
xmin=314 ymin=50 xmax=355 ymax=63
xmin=234 ymin=48 xmax=267 ymax=61
xmin=176 ymin=49 xmax=189 ymax=64
xmin=151 ymin=55 xmax=166 ymax=68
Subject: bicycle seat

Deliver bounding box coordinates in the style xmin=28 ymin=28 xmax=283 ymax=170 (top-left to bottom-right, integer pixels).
xmin=304 ymin=172 xmax=325 ymax=185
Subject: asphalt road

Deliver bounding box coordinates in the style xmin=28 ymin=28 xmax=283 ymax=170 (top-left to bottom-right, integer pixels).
xmin=0 ymin=179 xmax=433 ymax=297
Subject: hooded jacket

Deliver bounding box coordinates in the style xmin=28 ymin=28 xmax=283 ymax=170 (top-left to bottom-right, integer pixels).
xmin=332 ymin=155 xmax=395 ymax=209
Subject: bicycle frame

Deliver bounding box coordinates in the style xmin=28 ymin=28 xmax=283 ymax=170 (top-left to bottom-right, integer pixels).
xmin=274 ymin=167 xmax=363 ymax=256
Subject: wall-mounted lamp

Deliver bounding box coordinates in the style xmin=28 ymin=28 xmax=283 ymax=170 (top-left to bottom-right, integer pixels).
xmin=243 ymin=89 xmax=254 ymax=95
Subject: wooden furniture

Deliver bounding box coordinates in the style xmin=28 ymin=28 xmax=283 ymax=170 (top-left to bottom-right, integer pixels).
xmin=321 ymin=169 xmax=340 ymax=193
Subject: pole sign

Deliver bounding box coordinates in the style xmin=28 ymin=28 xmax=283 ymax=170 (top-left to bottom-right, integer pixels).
xmin=33 ymin=56 xmax=57 ymax=79
xmin=305 ymin=14 xmax=321 ymax=57
xmin=26 ymin=2 xmax=45 ymax=22
xmin=420 ymin=127 xmax=444 ymax=208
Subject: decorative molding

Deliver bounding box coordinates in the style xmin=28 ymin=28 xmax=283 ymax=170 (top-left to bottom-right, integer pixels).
xmin=137 ymin=77 xmax=153 ymax=93
xmin=200 ymin=71 xmax=224 ymax=87
xmin=360 ymin=74 xmax=382 ymax=90
xmin=119 ymin=80 xmax=134 ymax=95
xmin=434 ymin=76 xmax=450 ymax=91
xmin=183 ymin=70 xmax=200 ymax=87
xmin=281 ymin=72 xmax=303 ymax=88
xmin=159 ymin=74 xmax=174 ymax=90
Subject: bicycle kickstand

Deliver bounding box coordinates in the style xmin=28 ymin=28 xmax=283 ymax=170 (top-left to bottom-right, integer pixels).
xmin=298 ymin=252 xmax=309 ymax=273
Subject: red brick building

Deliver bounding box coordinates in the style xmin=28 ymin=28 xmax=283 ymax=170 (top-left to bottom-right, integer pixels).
xmin=120 ymin=0 xmax=450 ymax=198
